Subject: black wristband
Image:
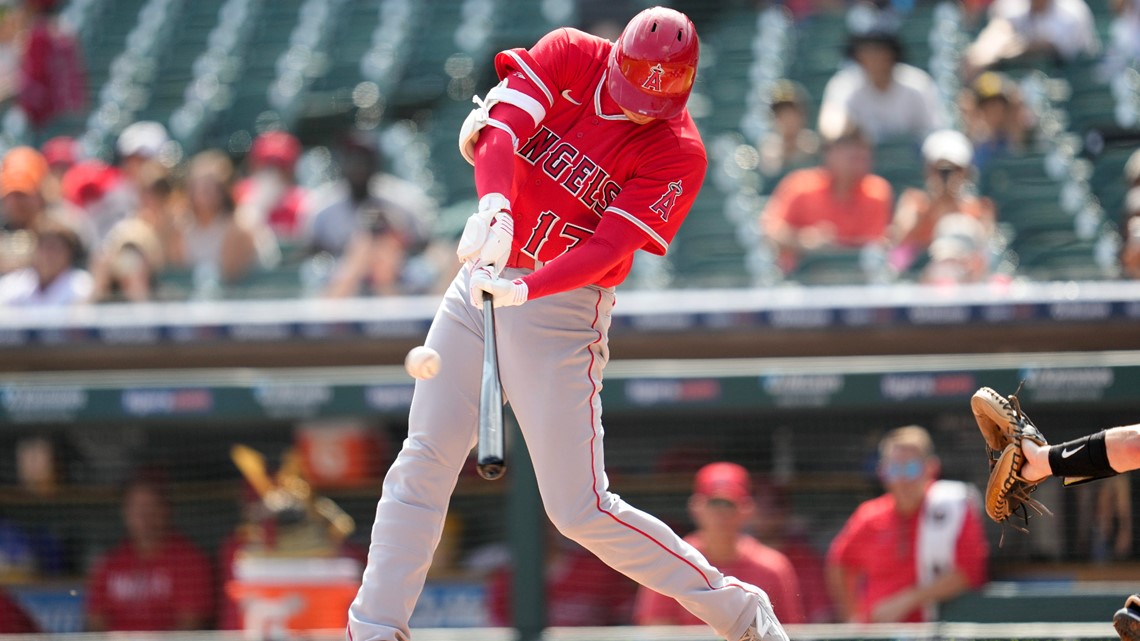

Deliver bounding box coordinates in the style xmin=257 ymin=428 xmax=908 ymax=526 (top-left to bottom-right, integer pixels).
xmin=1048 ymin=430 xmax=1115 ymax=479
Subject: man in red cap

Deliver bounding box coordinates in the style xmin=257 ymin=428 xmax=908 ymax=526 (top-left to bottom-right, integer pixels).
xmin=348 ymin=7 xmax=789 ymax=641
xmin=234 ymin=131 xmax=308 ymax=238
xmin=635 ymin=463 xmax=805 ymax=627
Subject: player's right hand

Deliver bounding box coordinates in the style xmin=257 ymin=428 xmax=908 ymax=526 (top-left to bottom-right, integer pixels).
xmin=456 ymin=193 xmax=513 ymax=276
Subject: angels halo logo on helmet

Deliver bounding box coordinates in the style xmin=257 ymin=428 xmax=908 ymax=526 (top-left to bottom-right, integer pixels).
xmin=607 ymin=6 xmax=699 ymax=121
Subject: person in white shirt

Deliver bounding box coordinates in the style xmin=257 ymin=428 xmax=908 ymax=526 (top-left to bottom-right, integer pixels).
xmin=966 ymin=0 xmax=1100 ymax=73
xmin=0 ymin=219 xmax=91 ymax=306
xmin=819 ymin=22 xmax=947 ymax=145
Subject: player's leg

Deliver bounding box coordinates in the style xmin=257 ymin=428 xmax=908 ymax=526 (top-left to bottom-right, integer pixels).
xmin=348 ymin=267 xmax=485 ymax=641
xmin=494 ymin=275 xmax=766 ymax=641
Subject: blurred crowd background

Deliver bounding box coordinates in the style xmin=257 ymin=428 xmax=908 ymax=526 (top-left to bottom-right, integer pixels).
xmin=0 ymin=0 xmax=1139 ymax=305
xmin=1 ymin=0 xmax=1140 ymax=637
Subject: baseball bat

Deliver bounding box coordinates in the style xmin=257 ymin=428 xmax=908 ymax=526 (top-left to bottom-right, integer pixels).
xmin=477 ymin=291 xmax=506 ymax=480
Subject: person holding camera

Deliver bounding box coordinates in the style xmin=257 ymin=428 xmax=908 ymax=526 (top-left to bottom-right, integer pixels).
xmin=888 ymin=130 xmax=996 ymax=276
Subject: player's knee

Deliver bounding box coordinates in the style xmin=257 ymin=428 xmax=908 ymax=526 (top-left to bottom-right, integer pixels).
xmin=544 ymin=490 xmax=624 ymax=541
xmin=544 ymin=504 xmax=598 ymax=541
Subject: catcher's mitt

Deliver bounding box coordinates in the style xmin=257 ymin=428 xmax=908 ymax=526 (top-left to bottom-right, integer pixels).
xmin=970 ymin=386 xmax=1052 ymax=534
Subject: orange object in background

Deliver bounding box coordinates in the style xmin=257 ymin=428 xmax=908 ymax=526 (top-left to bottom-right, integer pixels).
xmin=294 ymin=421 xmax=387 ymax=488
xmin=227 ymin=557 xmax=361 ymax=634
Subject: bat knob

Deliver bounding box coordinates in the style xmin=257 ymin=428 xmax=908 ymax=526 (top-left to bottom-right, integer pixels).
xmin=477 ymin=457 xmax=505 ymax=481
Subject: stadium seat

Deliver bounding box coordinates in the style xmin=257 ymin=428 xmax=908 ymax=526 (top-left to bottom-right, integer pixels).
xmin=873 ymin=138 xmax=925 ymax=195
xmin=1017 ymin=238 xmax=1104 ymax=280
xmin=787 ymin=248 xmax=870 ymax=286
xmin=1089 ymin=146 xmax=1136 ymax=220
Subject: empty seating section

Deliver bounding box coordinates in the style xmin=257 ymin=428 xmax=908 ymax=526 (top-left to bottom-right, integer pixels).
xmin=205 ymin=0 xmax=304 ymax=148
xmin=134 ymin=0 xmax=226 ymax=126
xmin=15 ymin=0 xmax=1140 ymax=292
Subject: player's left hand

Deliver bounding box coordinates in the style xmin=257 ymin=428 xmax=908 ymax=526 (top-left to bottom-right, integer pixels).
xmin=470 ymin=266 xmax=528 ymax=309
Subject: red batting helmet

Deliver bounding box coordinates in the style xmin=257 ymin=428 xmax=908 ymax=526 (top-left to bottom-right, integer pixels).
xmin=606 ymin=6 xmax=699 ymax=120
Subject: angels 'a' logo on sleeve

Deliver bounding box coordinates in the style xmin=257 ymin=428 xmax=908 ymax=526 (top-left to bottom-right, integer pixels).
xmin=642 ymin=64 xmax=664 ymax=92
xmin=648 ymin=180 xmax=683 ymax=221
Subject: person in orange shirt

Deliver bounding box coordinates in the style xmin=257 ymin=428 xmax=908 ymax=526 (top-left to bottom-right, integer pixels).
xmin=634 ymin=463 xmax=805 ymax=627
xmin=760 ymin=123 xmax=893 ymax=274
xmin=889 ymin=129 xmax=996 ymax=275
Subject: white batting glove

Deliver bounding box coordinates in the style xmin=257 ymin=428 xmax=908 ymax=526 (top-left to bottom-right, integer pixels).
xmin=456 ymin=193 xmax=514 ymax=276
xmin=470 ymin=265 xmax=528 ymax=309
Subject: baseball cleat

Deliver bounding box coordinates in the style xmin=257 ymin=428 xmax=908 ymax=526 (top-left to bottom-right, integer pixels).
xmin=738 ymin=593 xmax=789 ymax=641
xmin=1113 ymin=594 xmax=1140 ymax=641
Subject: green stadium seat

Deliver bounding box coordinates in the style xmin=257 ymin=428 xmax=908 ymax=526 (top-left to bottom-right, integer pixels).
xmin=1017 ymin=238 xmax=1103 ymax=281
xmin=155 ymin=268 xmax=196 ymax=301
xmin=224 ymin=265 xmax=305 ymax=300
xmin=1090 ymin=146 xmax=1135 ymax=220
xmin=787 ymin=248 xmax=868 ymax=286
xmin=874 ymin=138 xmax=924 ymax=194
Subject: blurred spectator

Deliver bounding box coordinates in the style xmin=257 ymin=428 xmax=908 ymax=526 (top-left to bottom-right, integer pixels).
xmin=1104 ymin=0 xmax=1140 ymax=74
xmin=0 ymin=515 xmax=67 ymax=581
xmin=304 ymin=136 xmax=381 ymax=258
xmin=0 ymin=588 xmax=38 ymax=633
xmin=18 ymin=0 xmax=86 ymax=133
xmin=116 ymin=121 xmax=169 ymax=192
xmin=60 ymin=159 xmax=133 ymax=255
xmin=0 ymin=217 xmax=91 ymax=305
xmin=134 ymin=166 xmax=184 ymax=267
xmin=0 ymin=146 xmax=49 ymax=230
xmin=751 ymin=480 xmax=835 ymax=623
xmin=1073 ymin=474 xmax=1132 ymax=562
xmin=89 ymin=218 xmax=164 ymax=302
xmin=0 ymin=518 xmax=39 ymax=581
xmin=487 ymin=526 xmax=637 ymax=627
xmin=0 ymin=3 xmax=23 ymax=104
xmin=965 ymin=0 xmax=1100 ymax=74
xmin=918 ymin=213 xmax=995 ymax=285
xmin=760 ymin=122 xmax=893 ymax=274
xmin=1120 ymin=186 xmax=1140 ymax=279
xmin=322 ymin=203 xmax=407 ymax=298
xmin=890 ymin=130 xmax=996 ymax=274
xmin=818 ymin=6 xmax=946 ymax=144
xmin=758 ymin=79 xmax=821 ymax=178
xmin=0 ymin=146 xmax=49 ymax=274
xmin=175 ymin=150 xmax=267 ymax=284
xmin=960 ymin=72 xmax=1035 ymax=170
xmin=234 ymin=131 xmax=308 ymax=239
xmin=634 ymin=462 xmax=804 ymax=626
xmin=39 ymin=135 xmax=79 ymax=208
xmin=85 ymin=476 xmax=214 ymax=631
xmin=826 ymin=426 xmax=988 ymax=623
xmin=303 ymin=134 xmax=435 ymax=260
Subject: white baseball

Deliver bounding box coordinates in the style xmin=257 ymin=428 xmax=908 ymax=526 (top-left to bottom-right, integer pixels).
xmin=404 ymin=346 xmax=441 ymax=380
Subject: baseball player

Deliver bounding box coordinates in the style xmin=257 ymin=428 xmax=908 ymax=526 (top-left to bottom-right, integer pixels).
xmin=1008 ymin=421 xmax=1140 ymax=641
xmin=347 ymin=7 xmax=789 ymax=641
xmin=973 ymin=390 xmax=1140 ymax=641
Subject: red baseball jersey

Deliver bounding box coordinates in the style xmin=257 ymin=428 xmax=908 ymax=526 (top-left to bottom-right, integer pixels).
xmin=86 ymin=533 xmax=214 ymax=631
xmin=492 ymin=28 xmax=707 ymax=288
xmin=827 ymin=490 xmax=988 ymax=623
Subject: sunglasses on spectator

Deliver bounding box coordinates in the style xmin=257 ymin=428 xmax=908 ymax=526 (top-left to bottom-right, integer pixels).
xmin=881 ymin=459 xmax=925 ymax=481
